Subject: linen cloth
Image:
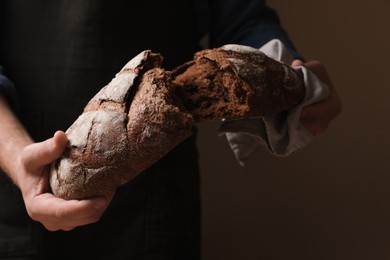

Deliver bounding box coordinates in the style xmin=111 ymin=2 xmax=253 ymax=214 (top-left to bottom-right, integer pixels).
xmin=219 ymin=39 xmax=329 ymax=165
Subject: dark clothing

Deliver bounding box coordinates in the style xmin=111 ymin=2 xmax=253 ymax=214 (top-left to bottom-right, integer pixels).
xmin=0 ymin=136 xmax=200 ymax=260
xmin=0 ymin=0 xmax=298 ymax=259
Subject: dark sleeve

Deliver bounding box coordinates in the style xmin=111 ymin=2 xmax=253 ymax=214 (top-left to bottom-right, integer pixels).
xmin=208 ymin=0 xmax=302 ymax=59
xmin=0 ymin=65 xmax=20 ymax=112
xmin=0 ymin=5 xmax=20 ymax=113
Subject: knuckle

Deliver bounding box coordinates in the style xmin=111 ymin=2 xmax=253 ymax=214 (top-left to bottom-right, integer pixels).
xmin=306 ymin=123 xmax=328 ymax=136
xmin=318 ymin=127 xmax=327 ymax=134
xmin=335 ymin=101 xmax=342 ymax=116
xmin=44 ymin=224 xmax=60 ymax=232
xmin=62 ymin=226 xmax=76 ymax=231
xmin=89 ymin=214 xmax=102 ymax=224
xmin=54 ymin=208 xmax=65 ymax=219
xmin=315 ymin=124 xmax=328 ymax=134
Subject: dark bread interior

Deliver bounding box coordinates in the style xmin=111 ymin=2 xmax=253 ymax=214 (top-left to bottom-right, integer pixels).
xmin=172 ymin=46 xmax=304 ymax=121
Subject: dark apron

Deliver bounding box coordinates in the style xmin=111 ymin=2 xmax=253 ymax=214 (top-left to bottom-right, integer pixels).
xmin=0 ymin=1 xmax=202 ymax=259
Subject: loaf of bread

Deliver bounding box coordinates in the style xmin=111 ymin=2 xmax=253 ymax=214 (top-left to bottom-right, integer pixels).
xmin=49 ymin=50 xmax=194 ymax=200
xmin=50 ymin=45 xmax=305 ymax=200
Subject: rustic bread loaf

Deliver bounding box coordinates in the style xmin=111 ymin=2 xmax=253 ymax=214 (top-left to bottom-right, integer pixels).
xmin=50 ymin=45 xmax=305 ymax=200
xmin=50 ymin=50 xmax=194 ymax=200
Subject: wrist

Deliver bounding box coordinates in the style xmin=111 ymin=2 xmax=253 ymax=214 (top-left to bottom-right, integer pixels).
xmin=0 ymin=95 xmax=33 ymax=185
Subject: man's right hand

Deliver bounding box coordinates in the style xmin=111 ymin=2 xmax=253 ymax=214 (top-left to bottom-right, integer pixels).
xmin=15 ymin=131 xmax=113 ymax=231
xmin=0 ymin=95 xmax=111 ymax=231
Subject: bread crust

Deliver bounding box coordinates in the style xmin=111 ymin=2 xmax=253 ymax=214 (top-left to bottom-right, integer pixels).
xmin=50 ymin=45 xmax=305 ymax=200
xmin=50 ymin=51 xmax=194 ymax=199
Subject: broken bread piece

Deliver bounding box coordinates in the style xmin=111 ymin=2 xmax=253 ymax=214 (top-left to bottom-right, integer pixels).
xmin=172 ymin=44 xmax=305 ymax=122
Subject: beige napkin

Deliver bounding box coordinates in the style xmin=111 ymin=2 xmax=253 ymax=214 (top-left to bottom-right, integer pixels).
xmin=219 ymin=39 xmax=329 ymax=165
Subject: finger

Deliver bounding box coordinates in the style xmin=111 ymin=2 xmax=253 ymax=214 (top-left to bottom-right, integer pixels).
xmin=44 ymin=224 xmax=76 ymax=232
xmin=291 ymin=59 xmax=304 ymax=67
xmin=301 ymin=96 xmax=341 ymax=121
xmin=300 ymin=101 xmax=336 ymax=135
xmin=300 ymin=60 xmax=333 ymax=87
xmin=300 ymin=119 xmax=327 ymax=136
xmin=28 ymin=193 xmax=110 ymax=229
xmin=61 ymin=226 xmax=77 ymax=231
xmin=300 ymin=102 xmax=326 ymax=120
xmin=22 ymin=131 xmax=68 ymax=170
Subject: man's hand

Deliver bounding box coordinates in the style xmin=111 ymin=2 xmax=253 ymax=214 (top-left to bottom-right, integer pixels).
xmin=15 ymin=131 xmax=112 ymax=231
xmin=292 ymin=60 xmax=342 ymax=135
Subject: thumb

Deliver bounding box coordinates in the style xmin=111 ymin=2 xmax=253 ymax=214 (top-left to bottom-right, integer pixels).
xmin=22 ymin=131 xmax=68 ymax=171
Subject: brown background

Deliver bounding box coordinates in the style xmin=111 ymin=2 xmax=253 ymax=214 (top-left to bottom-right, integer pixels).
xmin=198 ymin=1 xmax=390 ymax=259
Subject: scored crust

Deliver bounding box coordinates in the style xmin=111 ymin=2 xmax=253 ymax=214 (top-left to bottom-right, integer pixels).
xmin=50 ymin=51 xmax=194 ymax=200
